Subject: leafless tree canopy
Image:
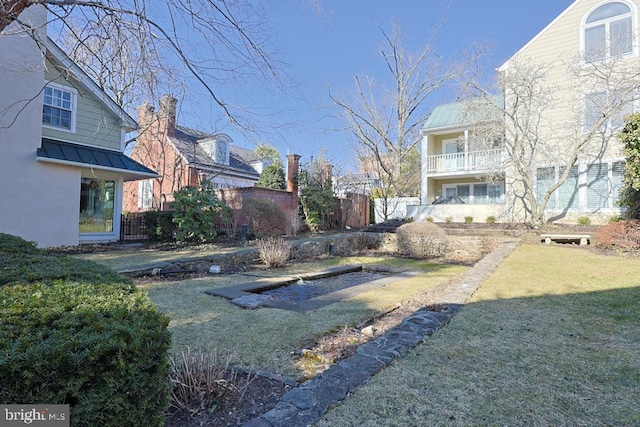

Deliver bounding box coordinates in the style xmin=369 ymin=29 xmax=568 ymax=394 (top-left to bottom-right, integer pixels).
xmin=1 ymin=0 xmax=282 ymax=131
xmin=329 ymin=17 xmax=483 ymax=221
xmin=467 ymin=53 xmax=640 ymax=224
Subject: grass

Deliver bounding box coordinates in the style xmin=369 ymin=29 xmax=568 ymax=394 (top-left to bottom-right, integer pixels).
xmin=316 ymin=245 xmax=640 ymax=426
xmin=137 ymin=256 xmax=466 ymax=379
xmin=75 ymin=245 xmax=242 ymax=271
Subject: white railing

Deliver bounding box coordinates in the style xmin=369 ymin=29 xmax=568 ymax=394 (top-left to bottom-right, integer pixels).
xmin=426 ymin=149 xmax=505 ymax=174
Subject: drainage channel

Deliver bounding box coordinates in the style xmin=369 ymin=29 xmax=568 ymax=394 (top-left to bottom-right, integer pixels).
xmin=204 ymin=265 xmax=422 ymax=312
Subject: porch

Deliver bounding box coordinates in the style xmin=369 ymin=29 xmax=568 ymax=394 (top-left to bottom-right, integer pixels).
xmin=425 ymin=148 xmax=505 ymax=175
xmin=407 ymin=203 xmax=505 ymax=223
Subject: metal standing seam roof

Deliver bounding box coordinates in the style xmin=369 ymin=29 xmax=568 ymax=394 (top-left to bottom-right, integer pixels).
xmin=422 ymin=95 xmax=504 ymax=131
xmin=37 ymin=138 xmax=158 ymax=180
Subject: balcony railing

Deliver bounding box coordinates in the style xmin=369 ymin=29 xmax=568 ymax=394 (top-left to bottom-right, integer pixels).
xmin=425 ymin=149 xmax=505 ymax=174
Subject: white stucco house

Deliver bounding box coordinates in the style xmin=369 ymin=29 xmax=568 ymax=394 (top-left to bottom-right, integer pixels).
xmin=0 ymin=6 xmax=157 ymax=247
xmin=409 ymin=0 xmax=636 ymax=224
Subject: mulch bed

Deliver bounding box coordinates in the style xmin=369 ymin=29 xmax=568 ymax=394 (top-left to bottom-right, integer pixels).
xmin=165 ymin=372 xmax=292 ymax=426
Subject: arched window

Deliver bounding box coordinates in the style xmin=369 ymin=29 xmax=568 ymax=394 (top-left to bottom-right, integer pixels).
xmin=584 ymin=1 xmax=634 ymax=62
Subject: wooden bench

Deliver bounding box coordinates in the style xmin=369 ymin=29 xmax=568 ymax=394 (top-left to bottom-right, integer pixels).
xmin=540 ymin=234 xmax=591 ymax=246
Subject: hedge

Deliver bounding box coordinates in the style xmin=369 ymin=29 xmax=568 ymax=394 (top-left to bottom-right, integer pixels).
xmin=0 ymin=234 xmax=171 ymax=426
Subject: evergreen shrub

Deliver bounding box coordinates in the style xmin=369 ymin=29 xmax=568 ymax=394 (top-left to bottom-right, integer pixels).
xmin=0 ymin=234 xmax=171 ymax=426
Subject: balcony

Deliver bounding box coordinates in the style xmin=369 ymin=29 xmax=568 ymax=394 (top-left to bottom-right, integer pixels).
xmin=425 ymin=148 xmax=505 ymax=175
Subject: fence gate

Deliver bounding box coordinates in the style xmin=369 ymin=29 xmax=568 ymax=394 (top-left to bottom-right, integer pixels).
xmin=120 ymin=213 xmax=148 ymax=241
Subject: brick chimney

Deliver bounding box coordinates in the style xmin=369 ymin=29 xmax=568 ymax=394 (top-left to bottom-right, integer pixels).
xmin=286 ymin=154 xmax=301 ymax=193
xmin=137 ymin=102 xmax=154 ymax=129
xmin=158 ymin=94 xmax=177 ymax=137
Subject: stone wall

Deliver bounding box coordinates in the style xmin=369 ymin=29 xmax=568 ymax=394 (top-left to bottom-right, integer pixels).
xmin=128 ymin=230 xmax=515 ymax=276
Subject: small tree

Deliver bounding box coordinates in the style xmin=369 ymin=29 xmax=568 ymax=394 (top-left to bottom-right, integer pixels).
xmin=172 ymin=182 xmax=229 ymax=243
xmin=619 ymin=113 xmax=640 ymax=218
xmin=299 ymin=156 xmax=335 ymax=232
xmin=256 ymin=163 xmax=286 ymax=190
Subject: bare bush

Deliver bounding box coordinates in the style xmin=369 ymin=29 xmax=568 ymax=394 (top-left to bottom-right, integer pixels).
xmin=169 ymin=347 xmax=240 ymax=416
xmin=257 ymin=237 xmax=291 ymax=268
xmin=243 ymin=199 xmax=286 ymax=237
xmin=595 ymin=219 xmax=640 ymax=251
xmin=352 ymin=232 xmax=379 ymax=252
xmin=396 ymin=221 xmax=448 ymax=259
xmin=286 ymin=210 xmax=303 ymax=236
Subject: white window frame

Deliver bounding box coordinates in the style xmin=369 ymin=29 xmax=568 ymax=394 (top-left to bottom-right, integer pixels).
xmin=536 ymin=161 xmax=625 ymax=213
xmin=137 ymin=179 xmax=154 ymax=210
xmin=581 ymin=1 xmax=637 ymax=63
xmin=42 ymin=81 xmax=77 ymax=133
xmin=583 ymin=89 xmax=636 ymax=133
xmin=441 ymin=181 xmax=505 ymax=204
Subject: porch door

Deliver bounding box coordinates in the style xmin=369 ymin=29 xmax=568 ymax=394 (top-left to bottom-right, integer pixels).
xmin=444 ymin=140 xmax=460 ymax=171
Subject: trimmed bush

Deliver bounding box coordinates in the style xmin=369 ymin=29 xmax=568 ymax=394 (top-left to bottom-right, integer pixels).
xmin=144 ymin=210 xmax=176 ymax=242
xmin=0 ymin=234 xmax=171 ymax=426
xmin=0 ymin=233 xmax=40 ymax=255
xmin=486 ymin=216 xmax=496 ymax=224
xmin=243 ymin=198 xmax=287 ymax=237
xmin=464 ymin=216 xmax=473 ymax=224
xmin=396 ymin=221 xmax=448 ymax=259
xmin=595 ymin=219 xmax=640 ymax=251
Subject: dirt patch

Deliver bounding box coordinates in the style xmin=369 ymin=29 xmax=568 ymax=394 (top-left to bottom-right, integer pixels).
xmin=160 ymin=274 xmax=453 ymax=425
xmin=165 ymin=371 xmax=292 ymax=426
xmin=293 ymin=280 xmax=450 ymax=379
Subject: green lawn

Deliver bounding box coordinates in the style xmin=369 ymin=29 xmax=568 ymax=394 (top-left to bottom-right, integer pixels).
xmin=317 ymin=245 xmax=640 ymax=426
xmin=137 ymin=256 xmax=466 ymax=380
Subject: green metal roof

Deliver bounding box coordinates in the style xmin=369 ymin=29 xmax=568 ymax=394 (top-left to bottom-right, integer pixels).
xmin=422 ymin=95 xmax=504 ymax=131
xmin=37 ymin=139 xmax=158 ymax=181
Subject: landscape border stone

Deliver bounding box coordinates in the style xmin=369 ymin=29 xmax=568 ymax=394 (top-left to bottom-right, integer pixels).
xmin=242 ymin=238 xmax=520 ymax=426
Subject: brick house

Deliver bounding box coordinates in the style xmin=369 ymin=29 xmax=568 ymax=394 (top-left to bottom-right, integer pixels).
xmin=123 ymin=95 xmax=273 ymax=212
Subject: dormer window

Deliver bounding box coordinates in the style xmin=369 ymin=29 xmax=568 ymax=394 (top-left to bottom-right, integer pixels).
xmin=198 ymin=133 xmax=232 ymax=165
xmin=42 ymin=82 xmax=77 ymax=132
xmin=215 ymin=140 xmax=228 ymax=164
xmin=584 ymin=2 xmax=634 ymax=62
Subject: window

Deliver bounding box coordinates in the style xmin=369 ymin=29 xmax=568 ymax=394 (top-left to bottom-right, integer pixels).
xmin=584 ymin=90 xmax=634 ymax=132
xmin=138 ymin=179 xmax=153 ymax=209
xmin=558 ymin=165 xmax=580 ymax=210
xmin=42 ymin=83 xmax=76 ymax=131
xmin=537 ymin=161 xmax=625 ymax=212
xmin=80 ymin=178 xmax=115 ymax=233
xmin=584 ymin=2 xmax=633 ymax=62
xmin=441 ymin=182 xmax=503 ymax=204
xmin=215 ymin=141 xmax=229 ymax=164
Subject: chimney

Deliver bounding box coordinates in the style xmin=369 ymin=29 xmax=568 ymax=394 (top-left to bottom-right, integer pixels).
xmin=158 ymin=94 xmax=178 ymax=137
xmin=137 ymin=102 xmax=154 ymax=129
xmin=286 ymin=154 xmax=301 ymax=193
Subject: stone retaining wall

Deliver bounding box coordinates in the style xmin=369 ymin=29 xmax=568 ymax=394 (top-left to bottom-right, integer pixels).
xmin=130 ymin=230 xmax=516 ymax=276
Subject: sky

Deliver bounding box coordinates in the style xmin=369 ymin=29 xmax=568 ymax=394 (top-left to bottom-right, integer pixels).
xmin=176 ymin=0 xmax=576 ymax=171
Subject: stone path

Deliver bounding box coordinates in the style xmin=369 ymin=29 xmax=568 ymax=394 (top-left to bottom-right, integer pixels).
xmin=243 ymin=238 xmax=520 ymax=427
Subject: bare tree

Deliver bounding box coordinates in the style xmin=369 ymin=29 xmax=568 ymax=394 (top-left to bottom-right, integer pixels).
xmin=467 ymin=54 xmax=639 ymax=224
xmin=1 ymin=1 xmax=282 ymax=131
xmin=329 ymin=18 xmax=482 ymax=222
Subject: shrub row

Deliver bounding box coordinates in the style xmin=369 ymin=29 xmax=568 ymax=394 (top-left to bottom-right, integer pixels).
xmin=0 ymin=233 xmax=171 ymax=426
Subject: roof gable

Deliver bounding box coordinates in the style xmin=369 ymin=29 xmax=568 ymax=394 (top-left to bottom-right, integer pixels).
xmin=499 ymin=0 xmax=581 ymax=70
xmin=41 ymin=37 xmax=137 ymax=131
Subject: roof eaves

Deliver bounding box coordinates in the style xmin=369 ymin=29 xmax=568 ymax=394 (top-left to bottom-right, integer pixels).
xmin=498 ymin=0 xmax=581 ymax=71
xmin=41 ymin=37 xmax=137 ymax=131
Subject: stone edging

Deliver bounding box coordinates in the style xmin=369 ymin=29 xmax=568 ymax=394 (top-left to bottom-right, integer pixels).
xmin=242 ymin=239 xmax=520 ymax=427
